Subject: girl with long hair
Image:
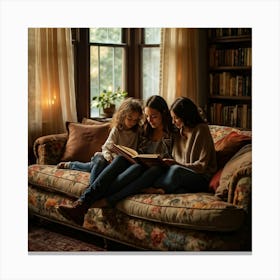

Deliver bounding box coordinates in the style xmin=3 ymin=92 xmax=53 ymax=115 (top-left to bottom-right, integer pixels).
xmin=56 ymin=97 xmax=143 ymax=185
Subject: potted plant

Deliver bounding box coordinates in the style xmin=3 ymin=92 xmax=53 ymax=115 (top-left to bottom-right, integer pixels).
xmin=91 ymin=87 xmax=128 ymax=117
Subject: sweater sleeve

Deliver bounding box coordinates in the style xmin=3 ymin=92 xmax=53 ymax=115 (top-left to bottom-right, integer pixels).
xmin=174 ymin=124 xmax=217 ymax=176
xmin=101 ymin=127 xmax=119 ymax=161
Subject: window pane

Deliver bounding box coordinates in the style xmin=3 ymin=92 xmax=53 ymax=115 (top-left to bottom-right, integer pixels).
xmin=90 ymin=46 xmax=125 ymax=117
xmin=142 ymin=48 xmax=160 ymax=101
xmin=144 ymin=28 xmax=161 ymax=44
xmin=89 ymin=28 xmax=122 ymax=44
xmin=90 ymin=46 xmax=99 ymax=117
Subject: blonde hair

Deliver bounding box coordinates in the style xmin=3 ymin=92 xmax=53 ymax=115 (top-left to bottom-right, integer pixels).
xmin=111 ymin=98 xmax=143 ymax=131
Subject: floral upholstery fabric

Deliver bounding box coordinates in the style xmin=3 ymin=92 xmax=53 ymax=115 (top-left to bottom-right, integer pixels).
xmin=28 ymin=185 xmax=250 ymax=251
xmin=84 ymin=208 xmax=250 ymax=251
xmin=209 ymin=125 xmax=251 ymax=143
xmin=116 ymin=193 xmax=245 ymax=231
xmin=34 ymin=133 xmax=68 ymax=165
xmin=28 ymin=164 xmax=89 ymax=198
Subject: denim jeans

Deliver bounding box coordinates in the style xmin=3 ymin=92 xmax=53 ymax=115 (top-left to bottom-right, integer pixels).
xmin=79 ymin=155 xmax=144 ymax=206
xmin=69 ymin=154 xmax=108 ymax=186
xmin=155 ymin=164 xmax=209 ymax=194
xmin=106 ymin=165 xmax=164 ymax=206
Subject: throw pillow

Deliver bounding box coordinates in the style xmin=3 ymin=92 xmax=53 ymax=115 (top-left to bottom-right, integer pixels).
xmin=81 ymin=117 xmax=109 ymax=125
xmin=215 ymin=131 xmax=251 ymax=168
xmin=215 ymin=144 xmax=252 ymax=201
xmin=208 ymin=168 xmax=223 ymax=193
xmin=60 ymin=122 xmax=110 ymax=162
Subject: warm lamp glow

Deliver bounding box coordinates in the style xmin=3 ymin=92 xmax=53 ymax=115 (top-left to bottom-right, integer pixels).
xmin=43 ymin=93 xmax=57 ymax=108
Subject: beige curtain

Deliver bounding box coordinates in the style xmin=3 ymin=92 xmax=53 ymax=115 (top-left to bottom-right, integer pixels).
xmin=159 ymin=28 xmax=208 ymax=107
xmin=28 ymin=28 xmax=77 ymax=151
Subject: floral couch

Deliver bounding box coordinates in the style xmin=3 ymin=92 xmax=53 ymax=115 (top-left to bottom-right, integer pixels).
xmin=28 ymin=119 xmax=252 ymax=251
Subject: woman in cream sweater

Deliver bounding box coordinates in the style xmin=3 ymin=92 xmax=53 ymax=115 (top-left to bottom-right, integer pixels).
xmin=155 ymin=96 xmax=217 ymax=194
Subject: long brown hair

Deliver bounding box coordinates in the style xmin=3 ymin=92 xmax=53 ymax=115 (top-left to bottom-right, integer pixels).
xmin=111 ymin=97 xmax=143 ymax=131
xmin=143 ymin=95 xmax=173 ymax=138
xmin=170 ymin=97 xmax=205 ymax=128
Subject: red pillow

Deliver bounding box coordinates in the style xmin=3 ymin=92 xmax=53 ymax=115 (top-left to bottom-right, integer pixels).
xmin=208 ymin=168 xmax=223 ymax=193
xmin=215 ymin=131 xmax=251 ymax=168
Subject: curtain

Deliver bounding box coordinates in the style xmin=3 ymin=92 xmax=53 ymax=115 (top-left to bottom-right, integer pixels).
xmin=159 ymin=28 xmax=208 ymax=108
xmin=28 ymin=28 xmax=77 ymax=153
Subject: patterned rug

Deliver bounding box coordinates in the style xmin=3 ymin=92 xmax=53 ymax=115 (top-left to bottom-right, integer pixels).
xmin=28 ymin=224 xmax=106 ymax=252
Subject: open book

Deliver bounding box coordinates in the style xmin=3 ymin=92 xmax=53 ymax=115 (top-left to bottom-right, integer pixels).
xmin=111 ymin=144 xmax=168 ymax=167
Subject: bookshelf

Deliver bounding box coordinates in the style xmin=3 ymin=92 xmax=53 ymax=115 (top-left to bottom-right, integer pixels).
xmin=207 ymin=28 xmax=252 ymax=129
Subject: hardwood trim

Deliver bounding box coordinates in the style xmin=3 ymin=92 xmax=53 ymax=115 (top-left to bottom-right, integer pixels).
xmin=127 ymin=28 xmax=141 ymax=99
xmin=75 ymin=29 xmax=90 ymax=122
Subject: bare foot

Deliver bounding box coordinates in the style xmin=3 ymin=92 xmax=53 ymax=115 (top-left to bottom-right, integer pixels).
xmin=57 ymin=162 xmax=70 ymax=169
xmin=141 ymin=187 xmax=165 ymax=194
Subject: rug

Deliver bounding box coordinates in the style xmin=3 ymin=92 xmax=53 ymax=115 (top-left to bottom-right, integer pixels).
xmin=28 ymin=224 xmax=105 ymax=252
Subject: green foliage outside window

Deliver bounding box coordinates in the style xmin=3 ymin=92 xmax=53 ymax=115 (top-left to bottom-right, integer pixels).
xmin=91 ymin=87 xmax=127 ymax=109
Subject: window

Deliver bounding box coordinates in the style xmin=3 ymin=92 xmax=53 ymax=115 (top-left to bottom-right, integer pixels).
xmin=89 ymin=28 xmax=127 ymax=117
xmin=76 ymin=28 xmax=162 ymax=119
xmin=141 ymin=28 xmax=161 ymax=101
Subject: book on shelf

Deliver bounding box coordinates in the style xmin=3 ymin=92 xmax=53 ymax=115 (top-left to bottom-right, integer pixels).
xmin=111 ymin=144 xmax=168 ymax=167
xmin=209 ymin=73 xmax=251 ymax=97
xmin=209 ymin=103 xmax=251 ymax=129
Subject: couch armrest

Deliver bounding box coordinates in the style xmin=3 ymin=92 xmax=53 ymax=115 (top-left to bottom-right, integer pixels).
xmin=227 ymin=166 xmax=252 ymax=213
xmin=33 ymin=133 xmax=68 ymax=165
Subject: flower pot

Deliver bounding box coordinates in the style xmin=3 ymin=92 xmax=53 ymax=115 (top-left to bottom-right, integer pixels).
xmin=102 ymin=104 xmax=116 ymax=118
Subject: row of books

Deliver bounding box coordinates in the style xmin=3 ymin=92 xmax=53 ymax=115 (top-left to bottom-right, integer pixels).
xmin=209 ymin=103 xmax=252 ymax=129
xmin=209 ymin=47 xmax=252 ymax=67
xmin=208 ymin=28 xmax=252 ymax=38
xmin=209 ymin=73 xmax=251 ymax=97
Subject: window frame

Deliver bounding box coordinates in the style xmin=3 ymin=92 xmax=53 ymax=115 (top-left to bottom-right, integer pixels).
xmin=73 ymin=28 xmax=161 ymax=121
xmin=88 ymin=28 xmax=128 ymax=118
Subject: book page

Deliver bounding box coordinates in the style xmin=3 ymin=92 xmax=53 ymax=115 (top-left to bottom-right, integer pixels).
xmin=113 ymin=144 xmax=138 ymax=157
xmin=134 ymin=154 xmax=160 ymax=159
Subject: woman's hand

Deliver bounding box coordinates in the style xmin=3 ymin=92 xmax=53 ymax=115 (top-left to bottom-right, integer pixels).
xmin=162 ymin=158 xmax=177 ymax=166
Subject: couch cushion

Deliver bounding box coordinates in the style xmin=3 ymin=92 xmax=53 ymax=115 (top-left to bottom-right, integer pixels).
xmin=116 ymin=193 xmax=245 ymax=232
xmin=60 ymin=122 xmax=110 ymax=162
xmin=215 ymin=144 xmax=252 ymax=201
xmin=28 ymin=164 xmax=90 ymax=198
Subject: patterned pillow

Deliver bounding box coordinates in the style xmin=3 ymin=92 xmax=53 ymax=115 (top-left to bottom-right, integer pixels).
xmin=60 ymin=122 xmax=110 ymax=162
xmin=215 ymin=144 xmax=252 ymax=201
xmin=215 ymin=131 xmax=251 ymax=168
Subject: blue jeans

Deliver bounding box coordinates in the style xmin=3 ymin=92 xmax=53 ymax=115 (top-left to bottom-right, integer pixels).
xmin=155 ymin=165 xmax=209 ymax=194
xmin=69 ymin=154 xmax=108 ymax=186
xmin=79 ymin=155 xmax=144 ymax=206
xmin=106 ymin=165 xmax=164 ymax=206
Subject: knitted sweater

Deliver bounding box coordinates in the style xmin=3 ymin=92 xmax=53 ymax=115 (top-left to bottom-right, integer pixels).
xmin=101 ymin=127 xmax=140 ymax=161
xmin=172 ymin=123 xmax=217 ymax=178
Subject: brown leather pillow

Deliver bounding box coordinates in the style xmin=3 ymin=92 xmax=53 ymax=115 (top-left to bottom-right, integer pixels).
xmin=61 ymin=122 xmax=110 ymax=162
